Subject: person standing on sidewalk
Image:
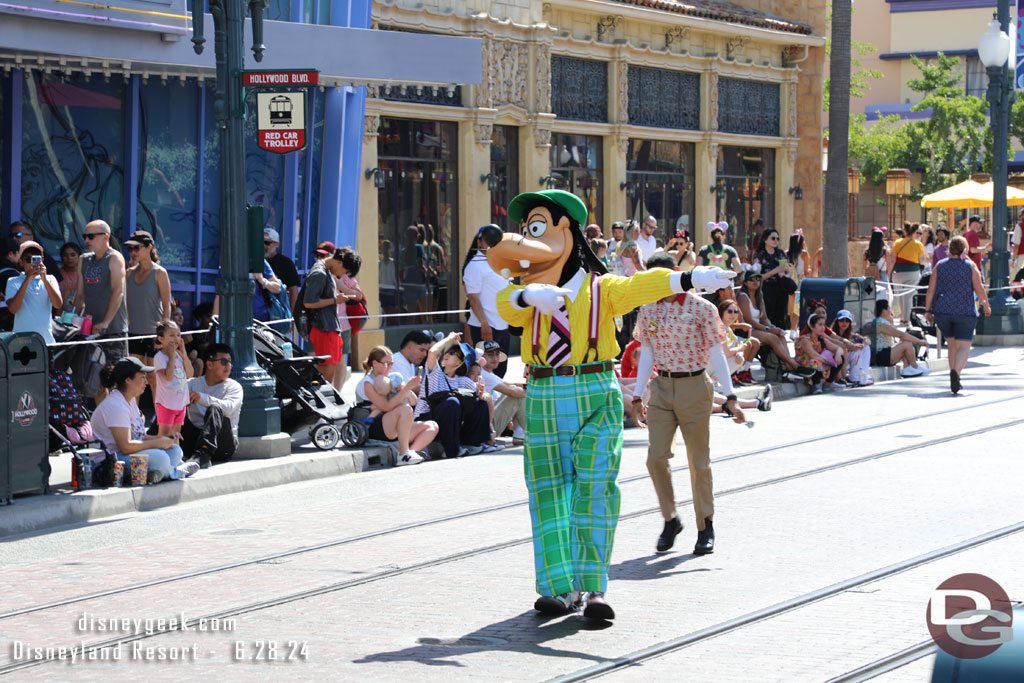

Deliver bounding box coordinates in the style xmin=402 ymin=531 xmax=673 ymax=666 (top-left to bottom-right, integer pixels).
xmin=632 ymin=252 xmax=745 ymax=556
xmin=890 ymin=223 xmax=926 ymax=324
xmin=925 ymin=236 xmax=990 ymax=394
xmin=75 ymin=219 xmax=129 ymax=370
xmin=462 ymin=225 xmax=511 ymax=377
xmin=302 ymin=244 xmax=351 ymax=384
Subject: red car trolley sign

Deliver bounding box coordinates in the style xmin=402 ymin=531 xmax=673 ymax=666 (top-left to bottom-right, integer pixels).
xmin=256 ymin=91 xmax=306 ymax=153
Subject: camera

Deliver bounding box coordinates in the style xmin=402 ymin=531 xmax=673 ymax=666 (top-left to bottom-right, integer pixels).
xmin=31 ymin=255 xmax=42 ymax=267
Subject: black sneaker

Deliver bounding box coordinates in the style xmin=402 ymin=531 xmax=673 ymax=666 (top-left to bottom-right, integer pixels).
xmin=950 ymin=369 xmax=961 ymax=394
xmin=795 ymin=365 xmax=817 ymax=377
xmin=583 ymin=592 xmax=615 ymax=620
xmin=656 ymin=516 xmax=683 ymax=552
xmin=757 ymin=384 xmax=773 ymax=412
xmin=534 ymin=592 xmax=581 ymax=615
xmin=694 ymin=518 xmax=715 ymax=555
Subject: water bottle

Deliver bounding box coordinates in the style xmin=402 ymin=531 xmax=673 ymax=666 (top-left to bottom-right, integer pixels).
xmin=81 ymin=314 xmax=93 ymax=335
xmin=282 ymin=341 xmax=292 ymax=359
xmin=81 ymin=458 xmax=93 ymax=489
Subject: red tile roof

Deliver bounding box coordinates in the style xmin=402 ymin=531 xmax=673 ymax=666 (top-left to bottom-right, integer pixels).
xmin=606 ymin=0 xmax=813 ymax=36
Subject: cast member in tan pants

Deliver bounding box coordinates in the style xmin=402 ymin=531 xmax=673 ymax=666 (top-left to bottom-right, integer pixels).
xmin=646 ymin=373 xmax=715 ymax=533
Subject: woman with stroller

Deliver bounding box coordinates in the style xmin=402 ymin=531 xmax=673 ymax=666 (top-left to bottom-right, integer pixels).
xmin=91 ymin=357 xmax=199 ymax=483
xmin=356 ymin=345 xmax=438 ymax=466
xmin=414 ymin=332 xmax=491 ymax=459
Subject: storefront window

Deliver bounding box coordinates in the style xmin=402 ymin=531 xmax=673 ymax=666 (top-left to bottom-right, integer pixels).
xmin=21 ymin=72 xmax=125 ymax=249
xmin=138 ymin=78 xmax=199 ymax=269
xmin=625 ymin=139 xmax=695 ymax=244
xmin=489 ymin=126 xmax=519 ymax=230
xmin=377 ymin=117 xmax=459 ymax=327
xmin=549 ymin=133 xmax=602 ymax=228
xmin=715 ymin=146 xmax=775 ymax=259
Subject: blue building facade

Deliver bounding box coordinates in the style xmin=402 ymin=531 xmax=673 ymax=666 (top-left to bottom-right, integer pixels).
xmin=0 ymin=0 xmax=479 ymax=323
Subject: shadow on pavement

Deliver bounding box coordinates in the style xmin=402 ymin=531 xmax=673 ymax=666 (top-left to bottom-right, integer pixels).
xmin=610 ymin=551 xmax=711 ymax=581
xmin=352 ymin=610 xmax=611 ymax=668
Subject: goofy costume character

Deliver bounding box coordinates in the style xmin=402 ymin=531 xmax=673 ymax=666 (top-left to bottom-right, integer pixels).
xmin=487 ymin=190 xmax=733 ymax=620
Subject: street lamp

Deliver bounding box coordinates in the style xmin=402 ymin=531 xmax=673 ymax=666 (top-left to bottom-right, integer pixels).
xmin=977 ymin=6 xmax=1023 ymax=335
xmin=848 ymin=168 xmax=860 ymax=240
xmin=192 ymin=0 xmax=281 ymax=439
xmin=885 ymin=169 xmax=911 ymax=230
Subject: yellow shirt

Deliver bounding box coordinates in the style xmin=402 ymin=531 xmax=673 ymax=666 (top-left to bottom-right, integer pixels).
xmin=892 ymin=237 xmax=925 ymax=267
xmin=497 ymin=269 xmax=676 ymax=365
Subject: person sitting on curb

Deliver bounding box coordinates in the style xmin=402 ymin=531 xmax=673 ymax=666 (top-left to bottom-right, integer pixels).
xmin=91 ymin=357 xmax=198 ymax=483
xmin=356 ymin=345 xmax=438 ymax=466
xmin=476 ymin=340 xmax=526 ymax=447
xmin=182 ymin=344 xmax=244 ymax=468
xmin=871 ymin=299 xmax=930 ymax=378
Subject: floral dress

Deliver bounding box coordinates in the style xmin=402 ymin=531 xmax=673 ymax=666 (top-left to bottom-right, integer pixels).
xmin=795 ymin=333 xmax=827 ymax=372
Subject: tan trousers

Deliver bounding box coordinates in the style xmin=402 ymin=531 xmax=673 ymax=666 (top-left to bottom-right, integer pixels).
xmin=646 ymin=373 xmax=714 ymax=531
xmin=492 ymin=393 xmax=525 ymax=434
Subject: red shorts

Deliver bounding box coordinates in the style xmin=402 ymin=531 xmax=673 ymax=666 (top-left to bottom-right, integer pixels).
xmin=309 ymin=327 xmax=343 ymax=365
xmin=156 ymin=404 xmax=187 ymax=426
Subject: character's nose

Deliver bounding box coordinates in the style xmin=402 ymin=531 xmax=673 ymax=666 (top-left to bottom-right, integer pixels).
xmin=478 ymin=224 xmax=503 ymax=249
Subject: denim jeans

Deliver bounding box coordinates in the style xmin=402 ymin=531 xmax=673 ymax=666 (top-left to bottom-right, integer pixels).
xmin=118 ymin=444 xmax=185 ymax=480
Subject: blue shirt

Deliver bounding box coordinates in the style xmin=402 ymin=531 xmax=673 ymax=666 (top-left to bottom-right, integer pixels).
xmin=5 ymin=274 xmax=58 ymax=344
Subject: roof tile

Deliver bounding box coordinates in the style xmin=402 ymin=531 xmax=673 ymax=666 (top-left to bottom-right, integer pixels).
xmin=606 ymin=0 xmax=812 ymax=36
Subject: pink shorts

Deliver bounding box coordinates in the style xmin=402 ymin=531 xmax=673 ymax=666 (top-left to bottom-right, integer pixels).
xmin=156 ymin=404 xmax=187 ymax=426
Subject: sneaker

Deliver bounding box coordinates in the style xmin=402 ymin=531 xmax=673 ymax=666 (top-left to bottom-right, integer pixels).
xmin=858 ymin=377 xmax=875 ymax=387
xmin=950 ymin=369 xmax=961 ymax=394
xmin=178 ymin=461 xmax=200 ymax=478
xmin=833 ymin=378 xmax=849 ymax=388
xmin=901 ymin=365 xmax=923 ymax=377
xmin=512 ymin=426 xmax=525 ymax=441
xmin=742 ymin=369 xmax=757 ymax=385
xmin=782 ymin=371 xmax=805 ymax=383
xmin=147 ymin=470 xmax=165 ymax=485
xmin=795 ymin=365 xmax=817 ymax=377
xmin=919 ymin=367 xmax=931 ymax=376
xmin=512 ymin=438 xmax=525 ymax=447
xmin=464 ymin=445 xmax=484 ymax=456
xmin=758 ymin=384 xmax=773 ymax=412
xmin=396 ymin=450 xmax=424 ymax=466
xmin=811 ymin=383 xmax=823 ymax=395
xmin=534 ymin=591 xmax=582 ymax=615
xmin=731 ymin=372 xmax=746 ymax=387
xmin=482 ymin=443 xmax=505 ymax=453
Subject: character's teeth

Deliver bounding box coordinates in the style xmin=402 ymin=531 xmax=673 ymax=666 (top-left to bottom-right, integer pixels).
xmin=519 ymin=259 xmax=531 ymax=268
xmin=500 ymin=268 xmax=511 ymax=279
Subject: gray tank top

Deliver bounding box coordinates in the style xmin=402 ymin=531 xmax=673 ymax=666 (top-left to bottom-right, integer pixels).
xmin=82 ymin=249 xmax=128 ymax=334
xmin=126 ymin=265 xmax=164 ymax=334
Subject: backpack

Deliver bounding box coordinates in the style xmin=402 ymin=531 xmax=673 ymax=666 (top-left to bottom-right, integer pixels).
xmin=292 ymin=279 xmax=313 ymax=341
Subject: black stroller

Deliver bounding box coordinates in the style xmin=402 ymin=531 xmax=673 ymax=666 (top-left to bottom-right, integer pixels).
xmin=250 ymin=320 xmax=369 ymax=450
xmin=51 ymin=320 xmax=106 ymax=402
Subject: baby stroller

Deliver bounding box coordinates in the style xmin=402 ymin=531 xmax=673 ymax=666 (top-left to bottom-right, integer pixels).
xmin=48 ymin=366 xmax=117 ymax=489
xmin=250 ymin=320 xmax=369 ymax=450
xmin=51 ymin=320 xmax=106 ymax=402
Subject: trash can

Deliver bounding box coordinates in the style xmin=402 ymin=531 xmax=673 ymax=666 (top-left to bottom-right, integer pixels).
xmin=798 ymin=277 xmax=876 ymax=334
xmin=1 ymin=332 xmax=50 ymax=497
xmin=0 ymin=339 xmax=9 ymax=504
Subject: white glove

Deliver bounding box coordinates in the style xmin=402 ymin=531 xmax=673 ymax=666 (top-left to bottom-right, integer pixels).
xmin=521 ymin=283 xmax=572 ymax=315
xmin=690 ymin=266 xmax=736 ymax=293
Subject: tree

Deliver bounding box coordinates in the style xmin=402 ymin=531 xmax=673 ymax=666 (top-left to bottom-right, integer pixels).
xmin=822 ymin=0 xmax=852 ymax=277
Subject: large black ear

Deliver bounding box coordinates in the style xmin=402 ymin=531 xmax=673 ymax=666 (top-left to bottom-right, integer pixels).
xmin=568 ymin=223 xmax=607 ymax=275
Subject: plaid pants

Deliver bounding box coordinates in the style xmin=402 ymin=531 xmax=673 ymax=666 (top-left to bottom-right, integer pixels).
xmin=523 ymin=369 xmax=623 ymax=595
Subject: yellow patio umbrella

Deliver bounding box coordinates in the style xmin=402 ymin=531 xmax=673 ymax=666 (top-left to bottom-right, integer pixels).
xmin=920 ymin=178 xmax=1024 ymax=208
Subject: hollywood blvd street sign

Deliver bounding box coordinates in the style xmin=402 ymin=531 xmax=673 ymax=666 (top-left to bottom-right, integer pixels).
xmin=242 ymin=70 xmax=319 ymax=86
xmin=256 ymin=91 xmax=306 ymax=153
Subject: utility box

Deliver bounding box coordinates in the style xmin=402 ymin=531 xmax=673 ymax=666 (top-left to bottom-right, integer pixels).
xmin=1 ymin=332 xmax=50 ymax=497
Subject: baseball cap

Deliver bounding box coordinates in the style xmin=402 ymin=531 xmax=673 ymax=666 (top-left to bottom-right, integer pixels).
xmin=17 ymin=240 xmax=44 ymax=260
xmin=475 ymin=340 xmax=508 ymax=364
xmin=264 ymin=228 xmax=280 ymax=243
xmin=585 ymin=224 xmax=601 ymax=239
xmin=112 ymin=356 xmax=155 ymax=382
xmin=314 ymin=240 xmax=335 ymax=256
xmin=968 ymin=214 xmax=985 ymax=224
xmin=124 ymin=230 xmax=154 ymax=247
xmin=836 ymin=309 xmax=854 ymax=322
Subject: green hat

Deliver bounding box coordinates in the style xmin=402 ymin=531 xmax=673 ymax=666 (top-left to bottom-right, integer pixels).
xmin=508 ymin=190 xmax=589 ymax=228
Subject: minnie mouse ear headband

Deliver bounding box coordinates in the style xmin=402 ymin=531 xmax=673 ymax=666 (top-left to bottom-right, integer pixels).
xmin=740 ymin=262 xmax=761 ymax=280
xmin=705 ymin=221 xmax=729 ymax=233
xmin=873 ymin=226 xmax=887 ymax=234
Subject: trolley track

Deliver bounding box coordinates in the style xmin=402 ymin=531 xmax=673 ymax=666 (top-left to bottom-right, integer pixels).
xmin=547 ymin=522 xmax=1024 ymax=683
xmin=823 ymin=641 xmax=936 ymax=683
xmin=1 ymin=415 xmax=1022 ymax=675
xmin=1 ymin=393 xmax=1019 ymax=626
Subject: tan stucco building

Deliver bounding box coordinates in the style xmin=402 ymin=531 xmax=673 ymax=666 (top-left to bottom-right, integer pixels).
xmin=357 ymin=0 xmax=827 ymax=348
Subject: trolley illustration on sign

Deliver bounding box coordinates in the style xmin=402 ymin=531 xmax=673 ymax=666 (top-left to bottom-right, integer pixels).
xmin=268 ymin=95 xmax=294 ymax=126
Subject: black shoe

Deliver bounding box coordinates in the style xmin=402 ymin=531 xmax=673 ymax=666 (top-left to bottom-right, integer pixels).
xmin=795 ymin=365 xmax=817 ymax=377
xmin=656 ymin=516 xmax=683 ymax=552
xmin=694 ymin=518 xmax=715 ymax=555
xmin=950 ymin=369 xmax=961 ymax=394
xmin=188 ymin=450 xmax=213 ymax=470
xmin=582 ymin=592 xmax=615 ymax=620
xmin=534 ymin=592 xmax=580 ymax=615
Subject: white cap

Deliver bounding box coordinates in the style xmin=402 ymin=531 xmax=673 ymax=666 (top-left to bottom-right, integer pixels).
xmin=264 ymin=228 xmax=280 ymax=243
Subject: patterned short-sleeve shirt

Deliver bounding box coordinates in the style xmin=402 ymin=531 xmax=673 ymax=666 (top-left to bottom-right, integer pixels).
xmin=634 ymin=293 xmax=728 ymax=372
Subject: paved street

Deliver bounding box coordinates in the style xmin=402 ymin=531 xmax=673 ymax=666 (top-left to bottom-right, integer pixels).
xmin=1 ymin=347 xmax=1022 ymax=681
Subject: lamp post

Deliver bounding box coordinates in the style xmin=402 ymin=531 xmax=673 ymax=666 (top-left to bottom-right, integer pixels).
xmin=847 ymin=168 xmax=860 ymax=240
xmin=977 ymin=5 xmax=1023 ymax=335
xmin=885 ymin=168 xmax=911 ymax=230
xmin=192 ymin=0 xmax=281 ymax=438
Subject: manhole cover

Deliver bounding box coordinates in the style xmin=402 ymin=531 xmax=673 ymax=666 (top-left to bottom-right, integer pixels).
xmin=207 ymin=528 xmax=265 ymax=536
xmin=417 ymin=636 xmax=507 ymax=647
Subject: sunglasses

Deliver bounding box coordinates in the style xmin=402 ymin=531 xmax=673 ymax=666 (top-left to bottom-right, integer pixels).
xmin=11 ymin=231 xmax=24 ymax=238
xmin=83 ymin=233 xmax=105 ymax=240
xmin=445 ymin=349 xmax=464 ymax=359
xmin=766 ymin=236 xmax=779 ymax=241
xmin=747 ymin=276 xmax=762 ymax=281
xmin=210 ymin=357 xmax=233 ymax=366
xmin=128 ymin=245 xmax=141 ymax=252
xmin=725 ymin=308 xmax=740 ymax=314
xmin=376 ymin=360 xmax=394 ymax=366
xmin=264 ymin=240 xmax=273 ymax=245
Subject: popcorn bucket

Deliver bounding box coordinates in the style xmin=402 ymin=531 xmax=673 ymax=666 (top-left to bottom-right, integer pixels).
xmin=113 ymin=461 xmax=125 ymax=487
xmin=129 ymin=454 xmax=148 ymax=486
